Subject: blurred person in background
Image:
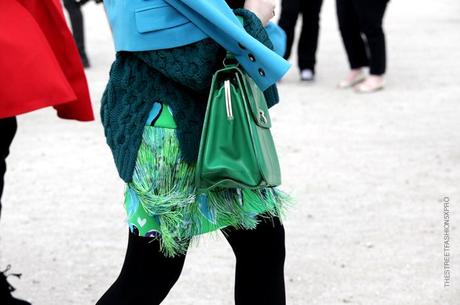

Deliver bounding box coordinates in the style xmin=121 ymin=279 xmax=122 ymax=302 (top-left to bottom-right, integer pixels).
xmin=0 ymin=0 xmax=94 ymax=304
xmin=278 ymin=0 xmax=324 ymax=81
xmin=62 ymin=0 xmax=103 ymax=68
xmin=336 ymin=0 xmax=390 ymax=93
xmin=63 ymin=0 xmax=89 ymax=67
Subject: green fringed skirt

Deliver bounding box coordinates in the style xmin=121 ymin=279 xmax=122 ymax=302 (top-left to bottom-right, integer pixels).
xmin=125 ymin=102 xmax=291 ymax=257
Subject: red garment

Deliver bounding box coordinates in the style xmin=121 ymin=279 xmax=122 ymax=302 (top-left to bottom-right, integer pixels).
xmin=0 ymin=0 xmax=94 ymax=121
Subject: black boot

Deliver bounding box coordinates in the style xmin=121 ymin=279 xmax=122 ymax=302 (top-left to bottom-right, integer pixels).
xmin=0 ymin=265 xmax=31 ymax=305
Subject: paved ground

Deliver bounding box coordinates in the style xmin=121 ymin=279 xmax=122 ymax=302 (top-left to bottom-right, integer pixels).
xmin=1 ymin=0 xmax=459 ymax=304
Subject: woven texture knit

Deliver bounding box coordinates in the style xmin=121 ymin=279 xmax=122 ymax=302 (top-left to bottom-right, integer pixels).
xmin=101 ymin=8 xmax=279 ymax=182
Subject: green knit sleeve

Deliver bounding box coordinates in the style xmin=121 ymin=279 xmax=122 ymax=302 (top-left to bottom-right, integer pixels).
xmin=133 ymin=38 xmax=226 ymax=92
xmin=233 ymin=8 xmax=274 ymax=50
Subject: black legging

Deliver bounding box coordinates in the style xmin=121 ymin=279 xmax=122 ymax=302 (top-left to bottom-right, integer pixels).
xmin=278 ymin=0 xmax=324 ymax=72
xmin=336 ymin=0 xmax=389 ymax=75
xmin=0 ymin=117 xmax=17 ymax=220
xmin=96 ymin=215 xmax=286 ymax=305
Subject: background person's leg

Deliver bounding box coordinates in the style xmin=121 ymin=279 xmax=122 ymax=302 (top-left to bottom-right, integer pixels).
xmin=96 ymin=232 xmax=188 ymax=305
xmin=352 ymin=0 xmax=389 ymax=75
xmin=222 ymin=215 xmax=286 ymax=305
xmin=63 ymin=0 xmax=89 ymax=67
xmin=297 ymin=0 xmax=324 ymax=73
xmin=0 ymin=117 xmax=17 ymax=220
xmin=336 ymin=0 xmax=369 ymax=70
xmin=278 ymin=0 xmax=301 ymax=60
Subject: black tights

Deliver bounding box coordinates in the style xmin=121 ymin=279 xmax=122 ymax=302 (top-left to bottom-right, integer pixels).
xmin=96 ymin=215 xmax=286 ymax=305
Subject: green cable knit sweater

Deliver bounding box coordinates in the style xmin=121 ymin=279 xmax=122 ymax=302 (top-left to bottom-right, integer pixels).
xmin=101 ymin=8 xmax=280 ymax=182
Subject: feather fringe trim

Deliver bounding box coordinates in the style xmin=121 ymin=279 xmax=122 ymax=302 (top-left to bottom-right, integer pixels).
xmin=126 ymin=127 xmax=293 ymax=257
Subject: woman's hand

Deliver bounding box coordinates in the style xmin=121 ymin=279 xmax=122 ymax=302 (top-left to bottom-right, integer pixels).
xmin=244 ymin=0 xmax=276 ymax=26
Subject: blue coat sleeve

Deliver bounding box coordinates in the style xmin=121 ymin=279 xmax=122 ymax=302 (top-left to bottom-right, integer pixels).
xmin=164 ymin=0 xmax=291 ymax=91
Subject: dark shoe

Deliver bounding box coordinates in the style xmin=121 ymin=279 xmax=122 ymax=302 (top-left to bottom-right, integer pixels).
xmin=0 ymin=265 xmax=31 ymax=305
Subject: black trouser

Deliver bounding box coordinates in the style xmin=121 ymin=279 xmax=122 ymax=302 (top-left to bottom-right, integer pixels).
xmin=278 ymin=0 xmax=324 ymax=72
xmin=0 ymin=117 xmax=17 ymax=220
xmin=336 ymin=0 xmax=389 ymax=75
xmin=96 ymin=215 xmax=286 ymax=305
xmin=63 ymin=0 xmax=87 ymax=59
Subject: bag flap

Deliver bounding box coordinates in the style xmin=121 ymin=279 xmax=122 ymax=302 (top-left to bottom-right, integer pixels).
xmin=239 ymin=72 xmax=272 ymax=129
xmin=215 ymin=65 xmax=272 ymax=129
xmin=196 ymin=64 xmax=263 ymax=191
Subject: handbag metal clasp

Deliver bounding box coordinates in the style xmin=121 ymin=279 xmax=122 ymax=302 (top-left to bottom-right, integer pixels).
xmin=259 ymin=110 xmax=267 ymax=124
xmin=224 ymin=80 xmax=234 ymax=120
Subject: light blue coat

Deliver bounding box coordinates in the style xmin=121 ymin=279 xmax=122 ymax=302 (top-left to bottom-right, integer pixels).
xmin=104 ymin=0 xmax=290 ymax=90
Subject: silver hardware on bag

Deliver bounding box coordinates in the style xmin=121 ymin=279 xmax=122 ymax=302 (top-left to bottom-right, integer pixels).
xmin=224 ymin=80 xmax=233 ymax=120
xmin=259 ymin=110 xmax=267 ymax=124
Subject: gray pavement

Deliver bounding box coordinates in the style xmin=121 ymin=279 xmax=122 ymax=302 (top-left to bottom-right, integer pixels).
xmin=1 ymin=0 xmax=459 ymax=304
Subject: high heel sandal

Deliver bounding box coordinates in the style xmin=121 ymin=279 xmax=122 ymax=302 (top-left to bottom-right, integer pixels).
xmin=337 ymin=71 xmax=366 ymax=89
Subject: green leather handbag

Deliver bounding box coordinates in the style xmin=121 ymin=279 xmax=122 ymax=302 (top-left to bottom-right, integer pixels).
xmin=195 ymin=52 xmax=282 ymax=193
